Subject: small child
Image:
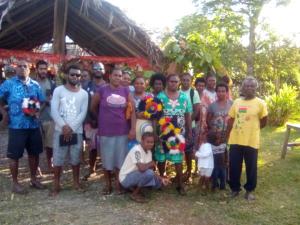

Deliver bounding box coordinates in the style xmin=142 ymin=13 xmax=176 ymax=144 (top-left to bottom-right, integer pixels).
xmin=211 ymin=134 xmax=227 ymax=190
xmin=195 ymin=132 xmax=215 ymax=191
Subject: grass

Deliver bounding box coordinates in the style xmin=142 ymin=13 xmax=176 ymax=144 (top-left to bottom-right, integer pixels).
xmin=0 ymin=124 xmax=300 ymax=225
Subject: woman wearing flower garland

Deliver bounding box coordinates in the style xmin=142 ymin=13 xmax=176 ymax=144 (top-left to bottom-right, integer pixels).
xmin=155 ymin=74 xmax=192 ymax=195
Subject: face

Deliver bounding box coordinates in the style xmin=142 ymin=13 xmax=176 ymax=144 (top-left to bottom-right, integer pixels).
xmin=216 ymin=86 xmax=227 ymax=101
xmin=109 ymin=69 xmax=122 ymax=86
xmin=67 ymin=68 xmax=81 ymax=86
xmin=81 ymin=71 xmax=90 ymax=82
xmin=167 ymin=75 xmax=180 ymax=92
xmin=181 ymin=75 xmax=191 ymax=90
xmin=206 ymin=76 xmax=216 ymax=90
xmin=37 ymin=64 xmax=48 ymax=79
xmin=133 ymin=77 xmax=145 ymax=94
xmin=121 ymin=73 xmax=131 ymax=86
xmin=141 ymin=136 xmax=155 ymax=151
xmin=195 ymin=82 xmax=205 ymax=94
xmin=16 ymin=61 xmax=30 ymax=79
xmin=153 ymin=80 xmax=164 ymax=93
xmin=242 ymin=80 xmax=257 ymax=98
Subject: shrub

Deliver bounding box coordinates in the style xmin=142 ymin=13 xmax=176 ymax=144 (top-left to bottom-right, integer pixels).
xmin=266 ymin=84 xmax=299 ymax=126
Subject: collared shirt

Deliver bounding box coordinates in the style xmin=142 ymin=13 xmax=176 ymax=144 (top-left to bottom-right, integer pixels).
xmin=0 ymin=76 xmax=45 ymax=129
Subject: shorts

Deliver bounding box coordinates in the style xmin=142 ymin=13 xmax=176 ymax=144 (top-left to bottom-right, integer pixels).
xmin=41 ymin=120 xmax=54 ymax=148
xmin=53 ymin=131 xmax=83 ymax=166
xmin=199 ymin=167 xmax=213 ymax=177
xmin=154 ymin=144 xmax=183 ymax=164
xmin=99 ymin=135 xmax=128 ymax=170
xmin=7 ymin=128 xmax=43 ymax=160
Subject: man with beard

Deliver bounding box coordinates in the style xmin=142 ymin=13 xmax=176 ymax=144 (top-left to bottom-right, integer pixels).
xmin=50 ymin=65 xmax=88 ymax=196
xmin=0 ymin=60 xmax=45 ymax=194
xmin=35 ymin=60 xmax=56 ymax=172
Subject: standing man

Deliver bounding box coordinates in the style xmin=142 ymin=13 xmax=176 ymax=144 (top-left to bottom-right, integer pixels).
xmin=180 ymin=73 xmax=200 ymax=182
xmin=50 ymin=65 xmax=88 ymax=196
xmin=226 ymin=76 xmax=268 ymax=200
xmin=155 ymin=74 xmax=192 ymax=195
xmin=0 ymin=60 xmax=45 ymax=194
xmin=35 ymin=60 xmax=56 ymax=173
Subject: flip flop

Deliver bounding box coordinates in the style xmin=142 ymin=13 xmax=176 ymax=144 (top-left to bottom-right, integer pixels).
xmin=130 ymin=194 xmax=146 ymax=203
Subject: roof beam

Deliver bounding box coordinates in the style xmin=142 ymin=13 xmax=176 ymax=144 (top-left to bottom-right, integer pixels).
xmin=53 ymin=0 xmax=68 ymax=54
xmin=0 ymin=3 xmax=52 ymax=39
xmin=69 ymin=4 xmax=141 ymax=57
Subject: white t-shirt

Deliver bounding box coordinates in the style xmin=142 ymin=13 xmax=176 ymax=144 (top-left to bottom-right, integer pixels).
xmin=119 ymin=144 xmax=153 ymax=182
xmin=195 ymin=143 xmax=214 ymax=170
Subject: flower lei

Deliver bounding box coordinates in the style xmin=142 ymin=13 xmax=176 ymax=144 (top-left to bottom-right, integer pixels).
xmin=138 ymin=96 xmax=163 ymax=120
xmin=158 ymin=117 xmax=185 ymax=154
xmin=22 ymin=96 xmax=40 ymax=117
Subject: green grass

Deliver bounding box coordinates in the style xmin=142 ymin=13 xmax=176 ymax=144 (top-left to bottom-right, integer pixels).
xmin=0 ymin=124 xmax=299 ymax=225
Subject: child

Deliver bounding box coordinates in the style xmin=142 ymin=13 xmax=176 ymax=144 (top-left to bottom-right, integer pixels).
xmin=195 ymin=132 xmax=215 ymax=191
xmin=211 ymin=134 xmax=227 ymax=190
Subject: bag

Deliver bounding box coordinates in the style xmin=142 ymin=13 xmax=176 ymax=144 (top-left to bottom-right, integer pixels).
xmin=59 ymin=133 xmax=78 ymax=146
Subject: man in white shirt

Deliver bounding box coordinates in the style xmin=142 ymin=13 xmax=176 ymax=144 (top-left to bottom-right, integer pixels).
xmin=119 ymin=132 xmax=164 ymax=203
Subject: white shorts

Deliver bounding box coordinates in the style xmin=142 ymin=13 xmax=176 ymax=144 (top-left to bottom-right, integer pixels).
xmin=199 ymin=168 xmax=213 ymax=177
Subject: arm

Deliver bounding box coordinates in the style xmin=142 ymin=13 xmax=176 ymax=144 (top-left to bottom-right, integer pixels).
xmin=225 ymin=117 xmax=234 ymax=142
xmin=185 ymin=112 xmax=192 ymax=140
xmin=206 ymin=111 xmax=213 ymax=130
xmin=69 ymin=92 xmax=89 ymax=132
xmin=260 ymin=116 xmax=267 ymax=129
xmin=50 ymin=88 xmax=67 ymax=129
xmin=136 ymin=161 xmax=155 ymax=172
xmin=90 ymin=92 xmax=100 ymax=121
xmin=128 ymin=93 xmax=136 ymax=140
xmin=192 ymin=103 xmax=200 ymax=121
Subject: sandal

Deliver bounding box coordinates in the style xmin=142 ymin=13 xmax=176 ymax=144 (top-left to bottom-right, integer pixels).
xmin=130 ymin=194 xmax=146 ymax=203
xmin=102 ymin=186 xmax=112 ymax=195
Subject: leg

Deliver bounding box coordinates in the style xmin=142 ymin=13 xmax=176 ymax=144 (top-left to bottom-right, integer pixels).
xmin=211 ymin=168 xmax=219 ymax=190
xmin=243 ymin=147 xmax=258 ymax=192
xmin=103 ymin=170 xmax=112 ymax=194
xmin=89 ymin=149 xmax=97 ymax=175
xmin=50 ymin=166 xmax=62 ymax=196
xmin=219 ymin=167 xmax=226 ymax=190
xmin=183 ymin=151 xmax=192 ymax=182
xmin=28 ymin=154 xmax=44 ymax=189
xmin=9 ymin=159 xmax=27 ymax=194
xmin=72 ymin=164 xmax=81 ymax=190
xmin=175 ymin=163 xmax=185 ymax=195
xmin=157 ymin=161 xmax=166 ymax=177
xmin=229 ymin=145 xmax=244 ymax=193
xmin=114 ymin=168 xmax=123 ymax=194
xmin=45 ymin=147 xmax=53 ymax=172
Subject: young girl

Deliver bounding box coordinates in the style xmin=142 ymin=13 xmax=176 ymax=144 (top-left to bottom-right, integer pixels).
xmin=195 ymin=132 xmax=215 ymax=191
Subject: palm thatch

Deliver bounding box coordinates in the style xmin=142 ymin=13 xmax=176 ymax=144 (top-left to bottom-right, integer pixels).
xmin=0 ymin=0 xmax=163 ymax=67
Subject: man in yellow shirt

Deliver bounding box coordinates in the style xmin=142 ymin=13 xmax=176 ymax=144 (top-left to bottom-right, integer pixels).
xmin=226 ymin=76 xmax=268 ymax=201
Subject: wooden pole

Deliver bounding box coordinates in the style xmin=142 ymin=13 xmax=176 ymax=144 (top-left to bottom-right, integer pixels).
xmin=53 ymin=0 xmax=69 ymax=54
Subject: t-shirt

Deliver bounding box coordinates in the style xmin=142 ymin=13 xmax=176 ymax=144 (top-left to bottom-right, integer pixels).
xmin=207 ymin=100 xmax=233 ymax=141
xmin=211 ymin=143 xmax=227 ymax=168
xmin=157 ymin=91 xmax=192 ymax=135
xmin=0 ymin=76 xmax=45 ymax=129
xmin=119 ymin=144 xmax=153 ymax=182
xmin=37 ymin=78 xmax=54 ymax=122
xmin=98 ymin=85 xmax=130 ymax=136
xmin=228 ymin=97 xmax=268 ymax=149
xmin=182 ymin=88 xmax=200 ymax=128
xmin=51 ymin=85 xmax=88 ymax=134
xmin=195 ymin=143 xmax=214 ymax=169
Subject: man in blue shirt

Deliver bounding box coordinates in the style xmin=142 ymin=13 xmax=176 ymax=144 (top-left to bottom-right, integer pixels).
xmin=0 ymin=60 xmax=45 ymax=194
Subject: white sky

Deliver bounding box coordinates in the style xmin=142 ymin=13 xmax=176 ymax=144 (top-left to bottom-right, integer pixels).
xmin=107 ymin=0 xmax=300 ymax=44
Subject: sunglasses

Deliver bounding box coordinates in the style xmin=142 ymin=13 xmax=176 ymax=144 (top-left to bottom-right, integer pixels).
xmin=18 ymin=65 xmax=28 ymax=68
xmin=69 ymin=73 xmax=81 ymax=77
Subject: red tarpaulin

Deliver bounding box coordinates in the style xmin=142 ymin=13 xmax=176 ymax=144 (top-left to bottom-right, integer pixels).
xmin=0 ymin=48 xmax=151 ymax=69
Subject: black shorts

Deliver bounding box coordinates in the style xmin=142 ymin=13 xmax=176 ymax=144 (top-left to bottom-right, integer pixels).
xmin=7 ymin=128 xmax=43 ymax=160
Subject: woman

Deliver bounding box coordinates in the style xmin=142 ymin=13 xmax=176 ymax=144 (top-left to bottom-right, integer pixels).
xmin=91 ymin=67 xmax=136 ymax=195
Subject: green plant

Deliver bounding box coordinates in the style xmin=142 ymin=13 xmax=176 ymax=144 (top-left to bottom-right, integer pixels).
xmin=266 ymin=84 xmax=298 ymax=126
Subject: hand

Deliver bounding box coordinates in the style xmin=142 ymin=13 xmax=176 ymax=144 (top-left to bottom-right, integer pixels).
xmin=62 ymin=125 xmax=73 ymax=136
xmin=0 ymin=112 xmax=8 ymax=127
xmin=128 ymin=128 xmax=136 ymax=140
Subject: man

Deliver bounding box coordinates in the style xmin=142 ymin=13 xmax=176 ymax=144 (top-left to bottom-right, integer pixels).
xmin=226 ymin=76 xmax=268 ymax=201
xmin=180 ymin=73 xmax=200 ymax=182
xmin=0 ymin=60 xmax=45 ymax=194
xmin=35 ymin=60 xmax=56 ymax=172
xmin=119 ymin=132 xmax=165 ymax=203
xmin=50 ymin=65 xmax=88 ymax=196
xmin=155 ymin=74 xmax=192 ymax=195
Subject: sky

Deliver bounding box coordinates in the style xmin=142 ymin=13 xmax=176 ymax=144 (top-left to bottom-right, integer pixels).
xmin=107 ymin=0 xmax=300 ymax=44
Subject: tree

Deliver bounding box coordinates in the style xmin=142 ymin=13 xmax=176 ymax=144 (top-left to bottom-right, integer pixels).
xmin=195 ymin=0 xmax=291 ymax=77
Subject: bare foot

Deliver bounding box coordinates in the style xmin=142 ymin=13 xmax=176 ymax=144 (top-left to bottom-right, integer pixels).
xmin=30 ymin=180 xmax=45 ymax=189
xmin=12 ymin=183 xmax=28 ymax=195
xmin=48 ymin=189 xmax=60 ymax=197
xmin=130 ymin=193 xmax=146 ymax=203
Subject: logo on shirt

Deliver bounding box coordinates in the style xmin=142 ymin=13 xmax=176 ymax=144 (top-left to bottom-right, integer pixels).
xmin=106 ymin=94 xmax=126 ymax=108
xmin=135 ymin=151 xmax=141 ymax=163
xmin=238 ymin=106 xmax=248 ymax=113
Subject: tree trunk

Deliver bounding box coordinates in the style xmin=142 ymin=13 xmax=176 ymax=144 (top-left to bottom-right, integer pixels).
xmin=53 ymin=0 xmax=68 ymax=54
xmin=247 ymin=15 xmax=256 ymax=77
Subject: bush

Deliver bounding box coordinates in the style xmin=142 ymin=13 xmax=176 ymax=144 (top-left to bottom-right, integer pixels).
xmin=266 ymin=84 xmax=299 ymax=126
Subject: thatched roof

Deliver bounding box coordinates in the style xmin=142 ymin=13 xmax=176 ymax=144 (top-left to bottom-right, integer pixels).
xmin=0 ymin=0 xmax=163 ymax=67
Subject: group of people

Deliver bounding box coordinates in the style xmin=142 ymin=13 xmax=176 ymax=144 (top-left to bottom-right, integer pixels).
xmin=0 ymin=59 xmax=268 ymax=203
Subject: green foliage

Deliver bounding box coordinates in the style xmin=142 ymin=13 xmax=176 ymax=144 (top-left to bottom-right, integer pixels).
xmin=266 ymin=84 xmax=298 ymax=126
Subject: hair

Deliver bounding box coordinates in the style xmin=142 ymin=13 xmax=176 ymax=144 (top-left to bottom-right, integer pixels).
xmin=166 ymin=73 xmax=179 ymax=81
xmin=206 ymin=131 xmax=217 ymax=145
xmin=82 ymin=69 xmax=90 ymax=74
xmin=149 ymin=73 xmax=166 ymax=88
xmin=36 ymin=60 xmax=48 ymax=69
xmin=241 ymin=76 xmax=259 ymax=89
xmin=141 ymin=132 xmax=155 ymax=140
xmin=205 ymin=71 xmax=216 ymax=81
xmin=216 ymin=82 xmax=229 ymax=92
xmin=131 ymin=76 xmax=145 ymax=85
xmin=181 ymin=72 xmax=192 ymax=79
xmin=66 ymin=64 xmax=81 ymax=74
xmin=111 ymin=66 xmax=122 ymax=75
xmin=194 ymin=77 xmax=206 ymax=86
